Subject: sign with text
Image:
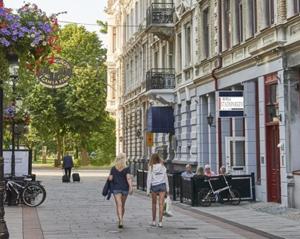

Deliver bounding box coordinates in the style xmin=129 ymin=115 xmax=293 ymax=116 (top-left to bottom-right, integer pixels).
xmin=146 ymin=132 xmax=154 ymax=147
xmin=4 ymin=150 xmax=30 ymax=176
xmin=218 ymin=91 xmax=244 ymax=117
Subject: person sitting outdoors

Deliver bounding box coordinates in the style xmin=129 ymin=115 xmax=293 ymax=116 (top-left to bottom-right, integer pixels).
xmin=196 ymin=166 xmax=204 ymax=177
xmin=181 ymin=164 xmax=195 ymax=180
xmin=219 ymin=166 xmax=227 ymax=175
xmin=204 ymin=164 xmax=215 ymax=177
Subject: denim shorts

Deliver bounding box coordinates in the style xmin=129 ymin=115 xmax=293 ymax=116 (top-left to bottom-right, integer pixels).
xmin=151 ymin=183 xmax=166 ymax=193
xmin=112 ymin=190 xmax=129 ymax=196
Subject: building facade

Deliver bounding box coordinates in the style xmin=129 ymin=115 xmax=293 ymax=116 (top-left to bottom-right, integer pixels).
xmin=106 ymin=0 xmax=300 ymax=207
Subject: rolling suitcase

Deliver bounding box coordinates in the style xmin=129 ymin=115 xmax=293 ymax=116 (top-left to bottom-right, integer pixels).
xmin=62 ymin=174 xmax=70 ymax=183
xmin=72 ymin=173 xmax=80 ymax=182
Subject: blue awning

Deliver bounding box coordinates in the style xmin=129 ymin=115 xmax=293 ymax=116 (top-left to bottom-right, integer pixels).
xmin=147 ymin=106 xmax=174 ymax=133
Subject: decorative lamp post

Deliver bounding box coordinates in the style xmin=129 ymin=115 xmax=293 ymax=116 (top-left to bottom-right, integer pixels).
xmin=8 ymin=58 xmax=19 ymax=178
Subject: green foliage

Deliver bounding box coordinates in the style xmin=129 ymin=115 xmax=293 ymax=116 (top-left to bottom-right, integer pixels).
xmin=97 ymin=20 xmax=108 ymax=34
xmin=18 ymin=24 xmax=115 ymax=166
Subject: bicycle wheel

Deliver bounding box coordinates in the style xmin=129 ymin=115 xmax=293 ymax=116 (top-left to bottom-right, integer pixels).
xmin=22 ymin=184 xmax=46 ymax=207
xmin=198 ymin=188 xmax=212 ymax=207
xmin=227 ymin=189 xmax=241 ymax=205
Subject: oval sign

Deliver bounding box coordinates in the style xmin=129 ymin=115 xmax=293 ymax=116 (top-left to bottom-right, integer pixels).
xmin=37 ymin=57 xmax=72 ymax=89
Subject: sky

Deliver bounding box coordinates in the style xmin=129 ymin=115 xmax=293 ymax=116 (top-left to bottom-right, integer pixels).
xmin=4 ymin=0 xmax=108 ymax=46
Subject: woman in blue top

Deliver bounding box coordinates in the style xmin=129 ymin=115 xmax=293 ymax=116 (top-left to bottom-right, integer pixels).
xmin=108 ymin=154 xmax=133 ymax=228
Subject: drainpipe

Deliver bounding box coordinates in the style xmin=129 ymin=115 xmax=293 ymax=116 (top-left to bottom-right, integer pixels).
xmin=211 ymin=1 xmax=223 ymax=167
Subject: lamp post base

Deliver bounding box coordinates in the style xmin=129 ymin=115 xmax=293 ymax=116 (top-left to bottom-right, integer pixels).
xmin=0 ymin=222 xmax=9 ymax=239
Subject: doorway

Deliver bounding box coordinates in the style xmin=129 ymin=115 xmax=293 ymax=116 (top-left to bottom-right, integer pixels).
xmin=225 ymin=137 xmax=246 ymax=175
xmin=265 ymin=74 xmax=281 ymax=203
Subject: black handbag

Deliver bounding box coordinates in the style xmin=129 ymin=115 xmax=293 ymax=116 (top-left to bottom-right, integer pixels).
xmin=102 ymin=180 xmax=112 ymax=200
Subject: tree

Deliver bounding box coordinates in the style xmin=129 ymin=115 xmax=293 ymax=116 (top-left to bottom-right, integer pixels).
xmin=97 ymin=20 xmax=108 ymax=34
xmin=18 ymin=24 xmax=114 ymax=166
xmin=58 ymin=24 xmax=108 ymax=165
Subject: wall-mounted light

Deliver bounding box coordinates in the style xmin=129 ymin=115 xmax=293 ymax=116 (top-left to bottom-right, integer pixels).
xmin=207 ymin=113 xmax=215 ymax=127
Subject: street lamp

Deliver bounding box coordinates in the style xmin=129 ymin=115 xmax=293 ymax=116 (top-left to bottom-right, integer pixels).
xmin=207 ymin=112 xmax=215 ymax=127
xmin=0 ymin=53 xmax=17 ymax=238
xmin=8 ymin=61 xmax=19 ymax=178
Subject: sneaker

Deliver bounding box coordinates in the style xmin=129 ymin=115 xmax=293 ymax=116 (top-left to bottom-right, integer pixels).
xmin=151 ymin=221 xmax=156 ymax=227
xmin=118 ymin=221 xmax=123 ymax=229
xmin=158 ymin=222 xmax=163 ymax=228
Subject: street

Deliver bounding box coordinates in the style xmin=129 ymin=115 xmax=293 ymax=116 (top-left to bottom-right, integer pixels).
xmin=5 ymin=169 xmax=300 ymax=239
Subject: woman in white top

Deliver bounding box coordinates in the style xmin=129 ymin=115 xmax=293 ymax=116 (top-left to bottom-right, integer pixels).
xmin=147 ymin=153 xmax=169 ymax=228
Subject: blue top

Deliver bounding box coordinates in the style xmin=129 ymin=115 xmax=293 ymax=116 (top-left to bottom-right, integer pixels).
xmin=110 ymin=166 xmax=130 ymax=191
xmin=63 ymin=155 xmax=73 ymax=168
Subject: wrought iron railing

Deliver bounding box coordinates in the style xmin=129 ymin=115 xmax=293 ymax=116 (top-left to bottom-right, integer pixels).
xmin=146 ymin=68 xmax=175 ymax=91
xmin=146 ymin=3 xmax=174 ymax=26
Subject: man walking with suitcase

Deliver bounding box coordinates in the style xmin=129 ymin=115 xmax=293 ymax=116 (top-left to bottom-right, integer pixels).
xmin=62 ymin=153 xmax=74 ymax=180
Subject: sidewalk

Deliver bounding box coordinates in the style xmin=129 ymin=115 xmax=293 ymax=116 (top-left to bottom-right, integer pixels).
xmin=175 ymin=201 xmax=300 ymax=239
xmin=4 ymin=169 xmax=300 ymax=239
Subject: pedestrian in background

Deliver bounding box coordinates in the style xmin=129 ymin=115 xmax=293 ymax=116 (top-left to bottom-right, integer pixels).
xmin=62 ymin=153 xmax=74 ymax=179
xmin=196 ymin=166 xmax=205 ymax=176
xmin=204 ymin=164 xmax=215 ymax=177
xmin=108 ymin=154 xmax=133 ymax=229
xmin=219 ymin=166 xmax=227 ymax=175
xmin=147 ymin=153 xmax=169 ymax=228
xmin=181 ymin=164 xmax=195 ymax=180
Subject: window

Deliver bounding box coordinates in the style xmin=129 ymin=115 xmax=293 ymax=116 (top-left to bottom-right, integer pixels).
xmin=135 ymin=2 xmax=138 ymax=31
xmin=265 ymin=0 xmax=275 ymax=26
xmin=249 ymin=0 xmax=257 ymax=36
xmin=142 ymin=44 xmax=147 ymax=80
xmin=186 ymin=101 xmax=191 ymax=137
xmin=162 ymin=45 xmax=167 ymax=68
xmin=111 ymin=72 xmax=116 ymax=99
xmin=126 ymin=15 xmax=129 ymax=41
xmin=294 ymin=0 xmax=300 ymax=14
xmin=177 ymin=33 xmax=182 ymax=71
xmin=185 ymin=24 xmax=191 ymax=66
xmin=224 ymin=0 xmax=231 ymax=49
xmin=203 ymin=8 xmax=210 ymax=58
xmin=168 ymin=41 xmax=174 ymax=68
xmin=154 ymin=51 xmax=159 ymax=69
xmin=236 ymin=0 xmax=243 ymax=43
xmin=112 ymin=27 xmax=117 ymax=52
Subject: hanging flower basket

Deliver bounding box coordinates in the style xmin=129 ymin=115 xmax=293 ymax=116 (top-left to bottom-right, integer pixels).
xmin=0 ymin=3 xmax=60 ymax=70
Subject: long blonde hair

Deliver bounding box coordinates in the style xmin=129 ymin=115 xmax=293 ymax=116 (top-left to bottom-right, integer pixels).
xmin=115 ymin=153 xmax=126 ymax=170
xmin=149 ymin=153 xmax=162 ymax=169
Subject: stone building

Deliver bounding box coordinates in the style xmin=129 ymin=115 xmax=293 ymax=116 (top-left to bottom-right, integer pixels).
xmin=106 ymin=0 xmax=300 ymax=207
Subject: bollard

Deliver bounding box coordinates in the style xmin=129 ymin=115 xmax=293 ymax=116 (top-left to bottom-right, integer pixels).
xmin=287 ymin=173 xmax=295 ymax=208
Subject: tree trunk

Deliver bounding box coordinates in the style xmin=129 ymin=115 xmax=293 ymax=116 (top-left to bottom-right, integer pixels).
xmin=80 ymin=147 xmax=89 ymax=166
xmin=55 ymin=134 xmax=62 ymax=167
xmin=42 ymin=146 xmax=47 ymax=164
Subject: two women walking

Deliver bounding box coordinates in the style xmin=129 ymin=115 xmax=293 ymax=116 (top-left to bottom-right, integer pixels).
xmin=108 ymin=153 xmax=169 ymax=229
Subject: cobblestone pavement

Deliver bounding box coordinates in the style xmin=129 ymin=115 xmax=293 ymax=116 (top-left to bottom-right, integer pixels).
xmin=4 ymin=169 xmax=300 ymax=239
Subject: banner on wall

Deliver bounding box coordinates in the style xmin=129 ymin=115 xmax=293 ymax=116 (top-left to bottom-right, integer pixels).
xmin=218 ymin=91 xmax=244 ymax=117
xmin=4 ymin=150 xmax=31 ymax=176
xmin=147 ymin=106 xmax=174 ymax=133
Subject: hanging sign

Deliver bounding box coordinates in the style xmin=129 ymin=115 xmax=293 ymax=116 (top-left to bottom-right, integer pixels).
xmin=37 ymin=57 xmax=72 ymax=89
xmin=218 ymin=91 xmax=244 ymax=117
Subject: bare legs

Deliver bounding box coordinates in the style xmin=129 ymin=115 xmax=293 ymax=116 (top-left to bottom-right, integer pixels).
xmin=151 ymin=191 xmax=166 ymax=224
xmin=114 ymin=194 xmax=128 ymax=227
xmin=151 ymin=193 xmax=157 ymax=222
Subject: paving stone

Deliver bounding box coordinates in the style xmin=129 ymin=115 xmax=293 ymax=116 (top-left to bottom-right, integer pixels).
xmin=5 ymin=169 xmax=300 ymax=239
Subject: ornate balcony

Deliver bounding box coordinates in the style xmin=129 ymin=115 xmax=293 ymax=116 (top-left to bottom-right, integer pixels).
xmin=146 ymin=68 xmax=175 ymax=91
xmin=146 ymin=3 xmax=175 ymax=40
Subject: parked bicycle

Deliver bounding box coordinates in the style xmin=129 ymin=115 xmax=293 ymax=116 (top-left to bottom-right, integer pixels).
xmin=4 ymin=177 xmax=46 ymax=207
xmin=198 ymin=175 xmax=240 ymax=207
